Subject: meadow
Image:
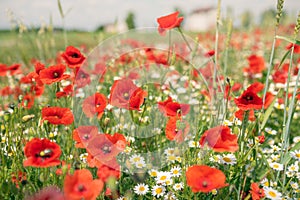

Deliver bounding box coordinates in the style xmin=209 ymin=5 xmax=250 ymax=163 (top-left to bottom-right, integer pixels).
xmin=0 ymin=1 xmax=300 ymax=200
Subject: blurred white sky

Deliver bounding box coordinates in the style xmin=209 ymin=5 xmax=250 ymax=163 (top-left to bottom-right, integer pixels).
xmin=0 ymin=0 xmax=299 ymax=31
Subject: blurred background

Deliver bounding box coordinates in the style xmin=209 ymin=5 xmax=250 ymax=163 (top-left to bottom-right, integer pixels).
xmin=0 ymin=0 xmax=299 ymax=65
xmin=1 ymin=0 xmax=299 ymax=32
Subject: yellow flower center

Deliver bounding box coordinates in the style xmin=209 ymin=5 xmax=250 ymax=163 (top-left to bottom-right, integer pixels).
xmin=268 ymin=191 xmax=276 ymax=197
xmin=223 ymin=157 xmax=232 ymax=163
xmin=156 ymin=188 xmax=162 ymax=194
xmin=273 ymin=164 xmax=279 ymax=169
xmin=150 ymin=171 xmax=157 ymax=177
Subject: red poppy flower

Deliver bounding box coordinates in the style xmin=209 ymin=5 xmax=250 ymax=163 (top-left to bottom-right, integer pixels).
xmin=258 ymin=134 xmax=265 ymax=144
xmin=105 ymin=133 xmax=127 ymax=150
xmin=165 ymin=117 xmax=189 ymax=142
xmin=7 ymin=63 xmax=22 ymax=75
xmin=204 ymin=50 xmax=215 ymax=57
xmin=86 ymin=133 xmax=126 ymax=162
xmin=21 ymin=94 xmax=35 ymax=109
xmin=158 ymin=96 xmax=190 ymax=117
xmin=74 ymin=68 xmax=91 ymax=88
xmin=61 ymin=46 xmax=86 ymax=68
xmin=11 ymin=171 xmax=26 ymax=189
xmin=109 ymin=78 xmax=147 ymax=110
xmin=0 ymin=86 xmax=13 ymax=96
xmin=82 ymin=93 xmax=107 ymax=118
xmin=186 ymin=165 xmax=228 ymax=193
xmin=243 ymin=55 xmax=265 ymax=75
xmin=56 ymin=84 xmax=73 ymax=98
xmin=34 ymin=61 xmax=45 ymax=74
xmin=234 ymin=88 xmax=263 ymax=111
xmin=41 ymin=107 xmax=74 ymax=125
xmin=232 ymin=82 xmax=242 ymax=92
xmin=64 ymin=169 xmax=103 ymax=200
xmin=92 ymin=61 xmax=107 ymax=77
xmin=286 ymin=43 xmax=300 ymax=53
xmin=250 ymin=183 xmax=265 ymax=200
xmin=199 ymin=125 xmax=238 ymax=152
xmin=0 ymin=63 xmax=8 ymax=76
xmin=235 ymin=109 xmax=256 ymax=122
xmin=25 ymin=186 xmax=64 ymax=200
xmin=30 ymin=84 xmax=45 ymax=96
xmin=157 ymin=11 xmax=184 ymax=36
xmin=272 ymin=63 xmax=289 ymax=84
xmin=73 ymin=126 xmax=98 ymax=148
xmin=264 ymin=92 xmax=275 ymax=109
xmin=39 ymin=64 xmax=70 ymax=84
xmin=97 ymin=164 xmax=121 ymax=183
xmin=23 ymin=138 xmax=61 ymax=167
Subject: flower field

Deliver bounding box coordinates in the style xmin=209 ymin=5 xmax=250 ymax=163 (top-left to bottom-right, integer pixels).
xmin=1 ymin=1 xmax=300 ymax=200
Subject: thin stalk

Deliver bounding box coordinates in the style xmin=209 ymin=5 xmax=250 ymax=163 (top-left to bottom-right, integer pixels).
xmin=283 ymin=41 xmax=295 ymax=125
xmin=262 ymin=29 xmax=277 ymax=108
xmin=280 ymin=44 xmax=300 ymax=187
xmin=177 ymin=27 xmax=192 ymax=52
xmin=167 ymin=30 xmax=172 ymax=64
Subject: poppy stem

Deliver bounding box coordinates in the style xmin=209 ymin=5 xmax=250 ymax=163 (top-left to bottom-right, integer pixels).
xmin=167 ymin=30 xmax=172 ymax=64
xmin=177 ymin=27 xmax=193 ymax=52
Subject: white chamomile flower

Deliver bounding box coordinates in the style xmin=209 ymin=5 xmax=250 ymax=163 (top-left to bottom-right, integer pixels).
xmin=129 ymin=154 xmax=145 ymax=164
xmin=209 ymin=155 xmax=222 ymax=164
xmin=270 ymin=154 xmax=280 ymax=162
xmin=290 ymin=150 xmax=300 ymax=161
xmin=164 ymin=148 xmax=175 ymax=156
xmin=270 ymin=145 xmax=280 ymax=152
xmin=123 ymin=146 xmax=132 ymax=154
xmin=155 ymin=171 xmax=172 ymax=184
xmin=221 ymin=154 xmax=237 ymax=165
xmin=164 ymin=192 xmax=177 ymax=200
xmin=165 ymin=178 xmax=173 ymax=186
xmin=234 ymin=119 xmax=242 ymax=126
xmin=274 ymin=102 xmax=284 ymax=109
xmin=79 ymin=153 xmax=88 ymax=163
xmin=152 ymin=185 xmax=165 ymax=198
xmin=149 ymin=169 xmax=158 ymax=177
xmin=288 ymin=161 xmax=299 ymax=172
xmin=188 ymin=140 xmax=198 ymax=148
xmin=290 ymin=182 xmax=299 ymax=190
xmin=264 ymin=187 xmax=282 ymax=200
xmin=170 ymin=166 xmax=182 ymax=177
xmin=135 ymin=160 xmax=146 ymax=169
xmin=175 ymin=156 xmax=182 ymax=163
xmin=166 ymin=154 xmax=177 ymax=163
xmin=173 ymin=183 xmax=183 ymax=191
xmin=223 ymin=119 xmax=233 ymax=126
xmin=285 ymin=171 xmax=294 ymax=177
xmin=269 ymin=162 xmax=283 ymax=171
xmin=265 ymin=127 xmax=277 ymax=135
xmin=293 ymin=136 xmax=300 ymax=144
xmin=134 ymin=183 xmax=149 ymax=195
xmin=261 ymin=178 xmax=270 ymax=187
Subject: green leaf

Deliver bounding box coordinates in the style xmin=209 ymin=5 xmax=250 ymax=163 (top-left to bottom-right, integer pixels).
xmin=260 ymin=96 xmax=276 ymax=130
xmin=57 ymin=0 xmax=64 ymax=19
xmin=281 ymin=142 xmax=300 ymax=164
xmin=277 ymin=49 xmax=291 ymax=70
